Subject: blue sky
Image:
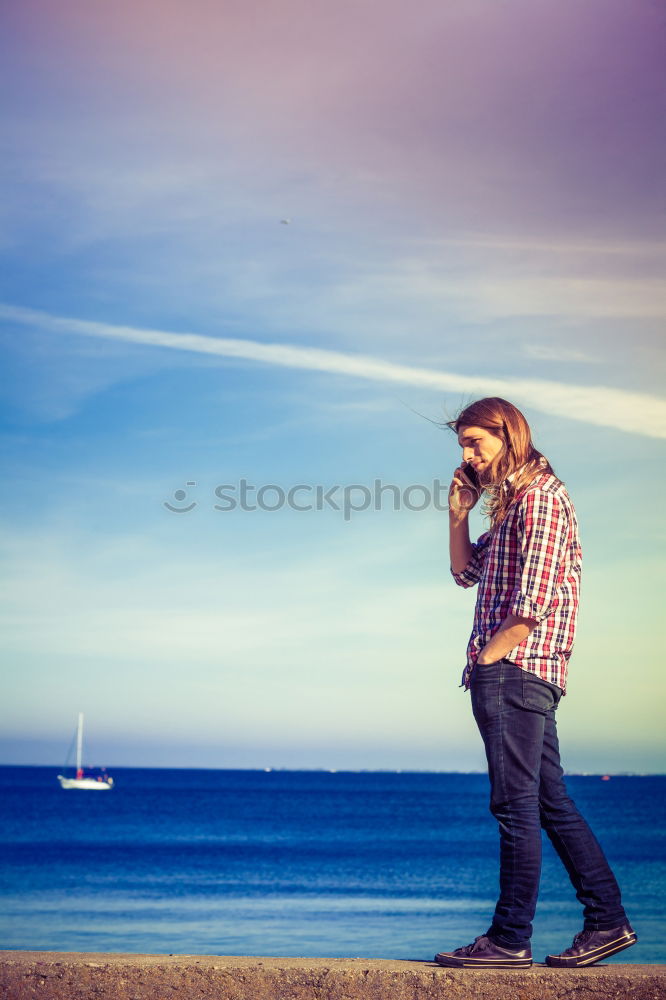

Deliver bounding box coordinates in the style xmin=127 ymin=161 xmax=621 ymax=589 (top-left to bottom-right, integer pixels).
xmin=1 ymin=0 xmax=664 ymax=772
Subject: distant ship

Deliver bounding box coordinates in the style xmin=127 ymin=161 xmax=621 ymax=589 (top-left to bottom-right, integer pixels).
xmin=57 ymin=713 xmax=114 ymax=790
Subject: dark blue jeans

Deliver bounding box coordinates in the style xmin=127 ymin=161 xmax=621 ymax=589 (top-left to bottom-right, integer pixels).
xmin=470 ymin=659 xmax=627 ymax=948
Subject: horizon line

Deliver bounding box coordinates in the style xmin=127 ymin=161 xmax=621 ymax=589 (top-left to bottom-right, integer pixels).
xmin=1 ymin=763 xmax=663 ymax=776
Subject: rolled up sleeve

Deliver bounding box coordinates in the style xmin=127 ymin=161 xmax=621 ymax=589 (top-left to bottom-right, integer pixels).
xmin=451 ymin=532 xmax=491 ymax=588
xmin=509 ymin=491 xmax=567 ymax=621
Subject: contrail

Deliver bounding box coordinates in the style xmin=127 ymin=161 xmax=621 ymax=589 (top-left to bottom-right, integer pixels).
xmin=2 ymin=303 xmax=664 ymax=438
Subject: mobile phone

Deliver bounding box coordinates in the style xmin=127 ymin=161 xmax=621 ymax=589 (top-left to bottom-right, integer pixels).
xmin=461 ymin=463 xmax=480 ymax=490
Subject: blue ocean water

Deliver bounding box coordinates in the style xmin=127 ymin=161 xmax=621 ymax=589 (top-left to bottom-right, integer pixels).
xmin=0 ymin=767 xmax=663 ymax=962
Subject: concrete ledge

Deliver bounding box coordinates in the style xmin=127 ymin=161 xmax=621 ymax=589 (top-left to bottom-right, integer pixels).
xmin=1 ymin=953 xmax=665 ymax=1000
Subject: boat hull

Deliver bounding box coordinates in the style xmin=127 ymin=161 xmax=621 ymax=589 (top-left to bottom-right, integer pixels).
xmin=57 ymin=775 xmax=113 ymax=790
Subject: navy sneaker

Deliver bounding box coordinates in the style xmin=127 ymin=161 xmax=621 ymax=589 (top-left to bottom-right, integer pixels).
xmin=435 ymin=934 xmax=532 ymax=968
xmin=546 ymin=923 xmax=637 ymax=967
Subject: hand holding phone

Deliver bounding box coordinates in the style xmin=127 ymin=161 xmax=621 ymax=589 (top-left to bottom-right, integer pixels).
xmin=449 ymin=464 xmax=480 ymax=513
xmin=460 ymin=463 xmax=480 ymax=490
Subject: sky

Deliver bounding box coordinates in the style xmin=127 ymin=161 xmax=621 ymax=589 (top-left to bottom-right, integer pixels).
xmin=1 ymin=0 xmax=665 ymax=773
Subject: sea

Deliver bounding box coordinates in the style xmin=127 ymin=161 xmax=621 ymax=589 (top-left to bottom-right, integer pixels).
xmin=0 ymin=767 xmax=663 ymax=963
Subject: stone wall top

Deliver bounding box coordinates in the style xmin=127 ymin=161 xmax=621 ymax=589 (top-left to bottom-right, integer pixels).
xmin=1 ymin=952 xmax=664 ymax=1000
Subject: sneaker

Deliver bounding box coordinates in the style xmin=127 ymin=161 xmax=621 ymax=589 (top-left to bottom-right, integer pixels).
xmin=546 ymin=923 xmax=637 ymax=968
xmin=435 ymin=934 xmax=532 ymax=968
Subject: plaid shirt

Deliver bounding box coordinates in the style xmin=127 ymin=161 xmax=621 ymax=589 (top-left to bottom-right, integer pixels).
xmin=453 ymin=471 xmax=582 ymax=692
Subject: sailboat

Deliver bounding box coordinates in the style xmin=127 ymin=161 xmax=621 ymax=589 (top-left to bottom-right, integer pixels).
xmin=57 ymin=713 xmax=114 ymax=790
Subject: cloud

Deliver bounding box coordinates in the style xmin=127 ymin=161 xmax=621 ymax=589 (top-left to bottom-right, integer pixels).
xmin=524 ymin=344 xmax=595 ymax=364
xmin=469 ymin=277 xmax=666 ymax=320
xmin=427 ymin=236 xmax=666 ymax=257
xmin=2 ymin=303 xmax=665 ymax=438
xmin=354 ymin=265 xmax=666 ymax=322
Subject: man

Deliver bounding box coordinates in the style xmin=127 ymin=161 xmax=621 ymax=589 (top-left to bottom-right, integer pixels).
xmin=434 ymin=397 xmax=635 ymax=969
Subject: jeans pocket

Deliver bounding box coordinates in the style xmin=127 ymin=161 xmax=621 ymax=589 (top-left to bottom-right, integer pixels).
xmin=521 ymin=670 xmax=561 ymax=714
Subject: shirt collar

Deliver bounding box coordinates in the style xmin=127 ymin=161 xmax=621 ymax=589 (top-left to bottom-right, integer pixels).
xmin=505 ymin=457 xmax=547 ymax=486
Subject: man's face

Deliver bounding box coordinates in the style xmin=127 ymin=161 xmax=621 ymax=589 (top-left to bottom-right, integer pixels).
xmin=457 ymin=424 xmax=504 ymax=476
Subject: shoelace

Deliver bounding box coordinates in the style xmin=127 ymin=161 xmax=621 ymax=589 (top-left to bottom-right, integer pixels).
xmin=571 ymin=930 xmax=594 ymax=949
xmin=466 ymin=935 xmax=490 ymax=954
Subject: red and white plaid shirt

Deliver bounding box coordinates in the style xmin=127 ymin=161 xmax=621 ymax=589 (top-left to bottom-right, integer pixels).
xmin=453 ymin=471 xmax=582 ymax=692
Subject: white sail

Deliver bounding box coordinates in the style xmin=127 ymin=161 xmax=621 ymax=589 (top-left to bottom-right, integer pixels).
xmin=76 ymin=711 xmax=83 ymax=774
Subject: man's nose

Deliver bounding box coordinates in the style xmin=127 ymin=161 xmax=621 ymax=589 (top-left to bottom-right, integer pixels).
xmin=462 ymin=447 xmax=473 ymax=463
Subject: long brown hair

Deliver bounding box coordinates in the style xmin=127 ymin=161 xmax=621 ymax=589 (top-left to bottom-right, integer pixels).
xmin=448 ymin=397 xmax=553 ymax=527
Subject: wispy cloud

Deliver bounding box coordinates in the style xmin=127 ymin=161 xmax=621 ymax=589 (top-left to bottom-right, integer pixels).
xmin=2 ymin=303 xmax=665 ymax=438
xmin=470 ymin=277 xmax=666 ymax=320
xmin=353 ymin=266 xmax=666 ymax=322
xmin=524 ymin=344 xmax=595 ymax=364
xmin=426 ymin=235 xmax=666 ymax=258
